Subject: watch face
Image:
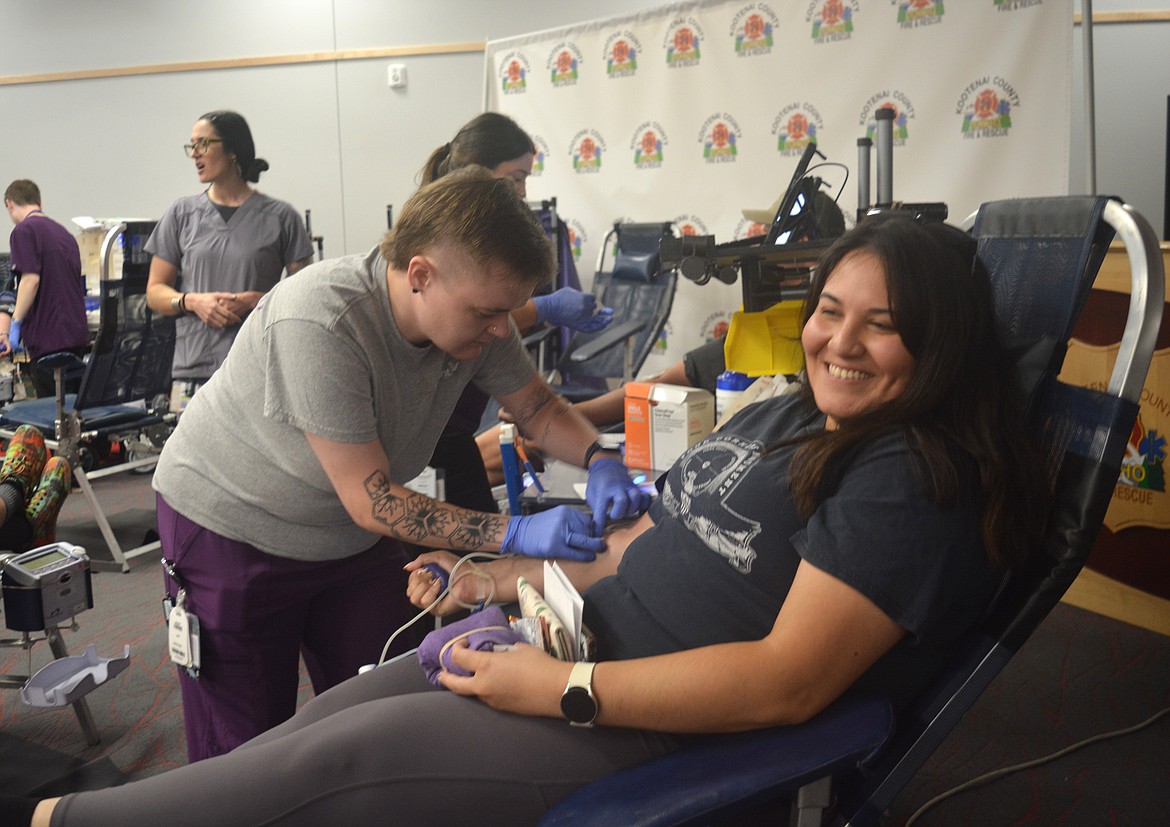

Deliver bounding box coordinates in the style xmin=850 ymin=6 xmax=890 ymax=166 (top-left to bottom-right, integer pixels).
xmin=561 ymin=686 xmax=597 ymax=725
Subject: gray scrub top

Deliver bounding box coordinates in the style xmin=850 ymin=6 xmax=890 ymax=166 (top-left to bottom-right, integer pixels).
xmin=153 ymin=248 xmax=536 ymax=561
xmin=145 ymin=190 xmax=313 ymax=379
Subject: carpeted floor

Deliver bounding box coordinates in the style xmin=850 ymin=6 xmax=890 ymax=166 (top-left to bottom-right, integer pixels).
xmin=2 ymin=467 xmax=1169 ymax=824
xmin=885 ymin=603 xmax=1170 ymax=825
xmin=0 ymin=469 xmax=315 ymax=797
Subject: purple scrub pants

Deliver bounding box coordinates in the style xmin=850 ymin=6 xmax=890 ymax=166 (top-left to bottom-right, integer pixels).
xmin=157 ymin=494 xmax=420 ymax=762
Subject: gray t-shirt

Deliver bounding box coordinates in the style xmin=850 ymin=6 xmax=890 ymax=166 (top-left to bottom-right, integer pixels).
xmin=585 ymin=393 xmax=1002 ymax=711
xmin=145 ymin=190 xmax=313 ymax=380
xmin=153 ymin=247 xmax=536 ymax=561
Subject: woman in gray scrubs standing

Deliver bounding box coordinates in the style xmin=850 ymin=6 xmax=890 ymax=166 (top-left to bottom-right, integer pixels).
xmin=145 ymin=110 xmax=314 ymax=412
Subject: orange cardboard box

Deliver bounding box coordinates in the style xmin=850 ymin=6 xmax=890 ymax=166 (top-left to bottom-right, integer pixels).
xmin=623 ymin=382 xmax=714 ymax=472
xmin=623 ymin=382 xmax=655 ymax=470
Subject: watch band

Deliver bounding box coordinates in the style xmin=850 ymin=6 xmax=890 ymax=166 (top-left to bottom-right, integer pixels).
xmin=568 ymin=660 xmax=596 ymax=687
xmin=583 ymin=440 xmax=618 ymax=467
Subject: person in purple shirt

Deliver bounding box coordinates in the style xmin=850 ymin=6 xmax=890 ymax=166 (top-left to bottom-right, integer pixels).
xmin=1 ymin=180 xmax=90 ymax=397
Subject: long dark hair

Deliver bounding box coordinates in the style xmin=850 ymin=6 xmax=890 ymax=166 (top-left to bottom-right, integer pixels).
xmin=420 ymin=113 xmax=534 ymax=184
xmin=201 ymin=110 xmax=269 ymax=183
xmin=787 ymin=213 xmax=1050 ymax=568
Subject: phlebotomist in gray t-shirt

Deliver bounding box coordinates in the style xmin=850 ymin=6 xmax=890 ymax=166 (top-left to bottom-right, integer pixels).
xmin=145 ymin=110 xmax=314 ymax=412
xmin=150 ymin=168 xmax=651 ymax=762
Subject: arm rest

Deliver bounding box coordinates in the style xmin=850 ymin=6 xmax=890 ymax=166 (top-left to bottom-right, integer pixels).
xmin=568 ymin=318 xmax=648 ymax=363
xmin=522 ymin=326 xmax=558 ymax=349
xmin=538 ymin=693 xmax=893 ymax=827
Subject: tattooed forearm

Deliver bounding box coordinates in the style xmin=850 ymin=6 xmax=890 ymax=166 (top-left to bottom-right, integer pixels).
xmin=363 ymin=470 xmax=507 ymax=549
xmin=507 ymin=382 xmax=559 ymax=430
xmin=446 ymin=507 xmax=507 ymax=548
xmin=508 ymin=384 xmax=574 ymax=444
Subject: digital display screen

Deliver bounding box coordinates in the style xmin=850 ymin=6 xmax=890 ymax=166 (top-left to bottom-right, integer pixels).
xmin=19 ymin=549 xmax=69 ymax=572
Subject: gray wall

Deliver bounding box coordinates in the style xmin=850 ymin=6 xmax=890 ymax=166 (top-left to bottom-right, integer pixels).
xmin=1069 ymin=0 xmax=1170 ymax=237
xmin=0 ymin=0 xmax=667 ymax=258
xmin=1 ymin=0 xmax=1166 ymax=260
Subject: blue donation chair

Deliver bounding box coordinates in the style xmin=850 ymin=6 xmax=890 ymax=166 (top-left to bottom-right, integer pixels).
xmin=550 ymin=221 xmax=677 ymax=403
xmin=0 ymin=221 xmax=174 ymax=572
xmin=538 ymin=195 xmax=1164 ymax=827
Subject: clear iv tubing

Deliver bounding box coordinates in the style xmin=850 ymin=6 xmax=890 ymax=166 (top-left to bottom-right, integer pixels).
xmin=375 ymin=552 xmax=501 ymax=667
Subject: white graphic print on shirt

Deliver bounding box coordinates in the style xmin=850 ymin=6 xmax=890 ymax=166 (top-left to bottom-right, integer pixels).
xmin=660 ymin=433 xmax=763 ymax=573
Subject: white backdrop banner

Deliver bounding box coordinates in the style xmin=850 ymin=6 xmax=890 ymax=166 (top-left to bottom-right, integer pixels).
xmin=485 ymin=0 xmax=1073 ymax=373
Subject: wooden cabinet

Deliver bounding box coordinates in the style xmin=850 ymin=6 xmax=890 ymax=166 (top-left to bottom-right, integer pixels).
xmin=1062 ymin=243 xmax=1170 ymax=601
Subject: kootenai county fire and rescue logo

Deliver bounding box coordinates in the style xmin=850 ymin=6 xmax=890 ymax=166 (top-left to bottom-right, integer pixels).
xmin=895 ymin=0 xmax=944 ymax=28
xmin=570 ymin=130 xmax=606 ymax=174
xmin=808 ymin=0 xmax=858 ymax=42
xmin=860 ymin=93 xmax=916 ymax=146
xmin=700 ymin=312 xmax=732 ymax=344
xmin=547 ymin=42 xmax=583 ymax=87
xmin=773 ymin=103 xmax=824 ymax=155
xmin=530 ymin=135 xmax=550 ymax=177
xmin=700 ymin=114 xmax=742 ymax=163
xmin=664 ymin=17 xmax=704 ymax=67
xmin=1120 ymin=414 xmax=1166 ymax=494
xmin=499 ymin=52 xmax=530 ymax=95
xmin=732 ymin=4 xmax=779 ymax=56
xmin=566 ymin=220 xmax=588 ymax=261
xmin=631 ymin=122 xmax=668 ymax=169
xmin=653 ymin=320 xmax=672 ymax=354
xmin=604 ymin=31 xmax=642 ymax=78
xmin=957 ymin=77 xmax=1020 ymax=138
xmin=734 ymin=215 xmax=770 ymax=240
xmin=673 ymin=214 xmax=710 ymax=240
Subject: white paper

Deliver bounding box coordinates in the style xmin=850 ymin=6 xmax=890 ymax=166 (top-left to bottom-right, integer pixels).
xmin=543 ymin=560 xmax=584 ymax=658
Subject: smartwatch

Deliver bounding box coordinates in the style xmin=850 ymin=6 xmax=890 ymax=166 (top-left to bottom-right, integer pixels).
xmin=560 ymin=661 xmax=598 ymax=727
xmin=583 ymin=440 xmax=620 ymax=468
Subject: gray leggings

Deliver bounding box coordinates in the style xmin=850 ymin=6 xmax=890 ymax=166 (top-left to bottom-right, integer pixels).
xmin=52 ymin=656 xmax=683 ymax=827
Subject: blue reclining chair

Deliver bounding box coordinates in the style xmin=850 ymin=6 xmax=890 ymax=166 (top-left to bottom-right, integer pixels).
xmin=538 ymin=196 xmax=1164 ymax=827
xmin=0 ymin=220 xmax=174 ymax=572
xmin=551 ymin=221 xmax=677 ymax=403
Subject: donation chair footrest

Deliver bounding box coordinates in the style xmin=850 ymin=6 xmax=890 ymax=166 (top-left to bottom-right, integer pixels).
xmin=21 ymin=644 xmax=131 ymax=708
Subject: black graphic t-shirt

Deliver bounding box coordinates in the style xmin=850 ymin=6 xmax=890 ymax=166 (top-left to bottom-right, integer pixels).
xmin=583 ymin=391 xmax=1004 ymax=710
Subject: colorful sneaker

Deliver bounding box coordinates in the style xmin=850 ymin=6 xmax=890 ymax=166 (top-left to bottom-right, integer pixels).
xmin=0 ymin=425 xmax=47 ymax=501
xmin=27 ymin=456 xmax=72 ymax=546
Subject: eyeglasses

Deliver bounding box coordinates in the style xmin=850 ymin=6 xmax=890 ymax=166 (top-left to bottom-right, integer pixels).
xmin=183 ymin=138 xmax=223 ymax=158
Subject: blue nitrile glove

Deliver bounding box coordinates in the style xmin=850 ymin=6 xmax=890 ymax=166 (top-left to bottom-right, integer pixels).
xmin=8 ymin=319 xmax=22 ymax=353
xmin=533 ymin=287 xmax=614 ymax=333
xmin=501 ymin=506 xmax=605 ymax=562
xmin=586 ymin=457 xmax=652 ymax=535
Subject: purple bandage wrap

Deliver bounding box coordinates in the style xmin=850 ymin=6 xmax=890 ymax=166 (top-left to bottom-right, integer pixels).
xmin=417 ymin=606 xmax=526 ymax=686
